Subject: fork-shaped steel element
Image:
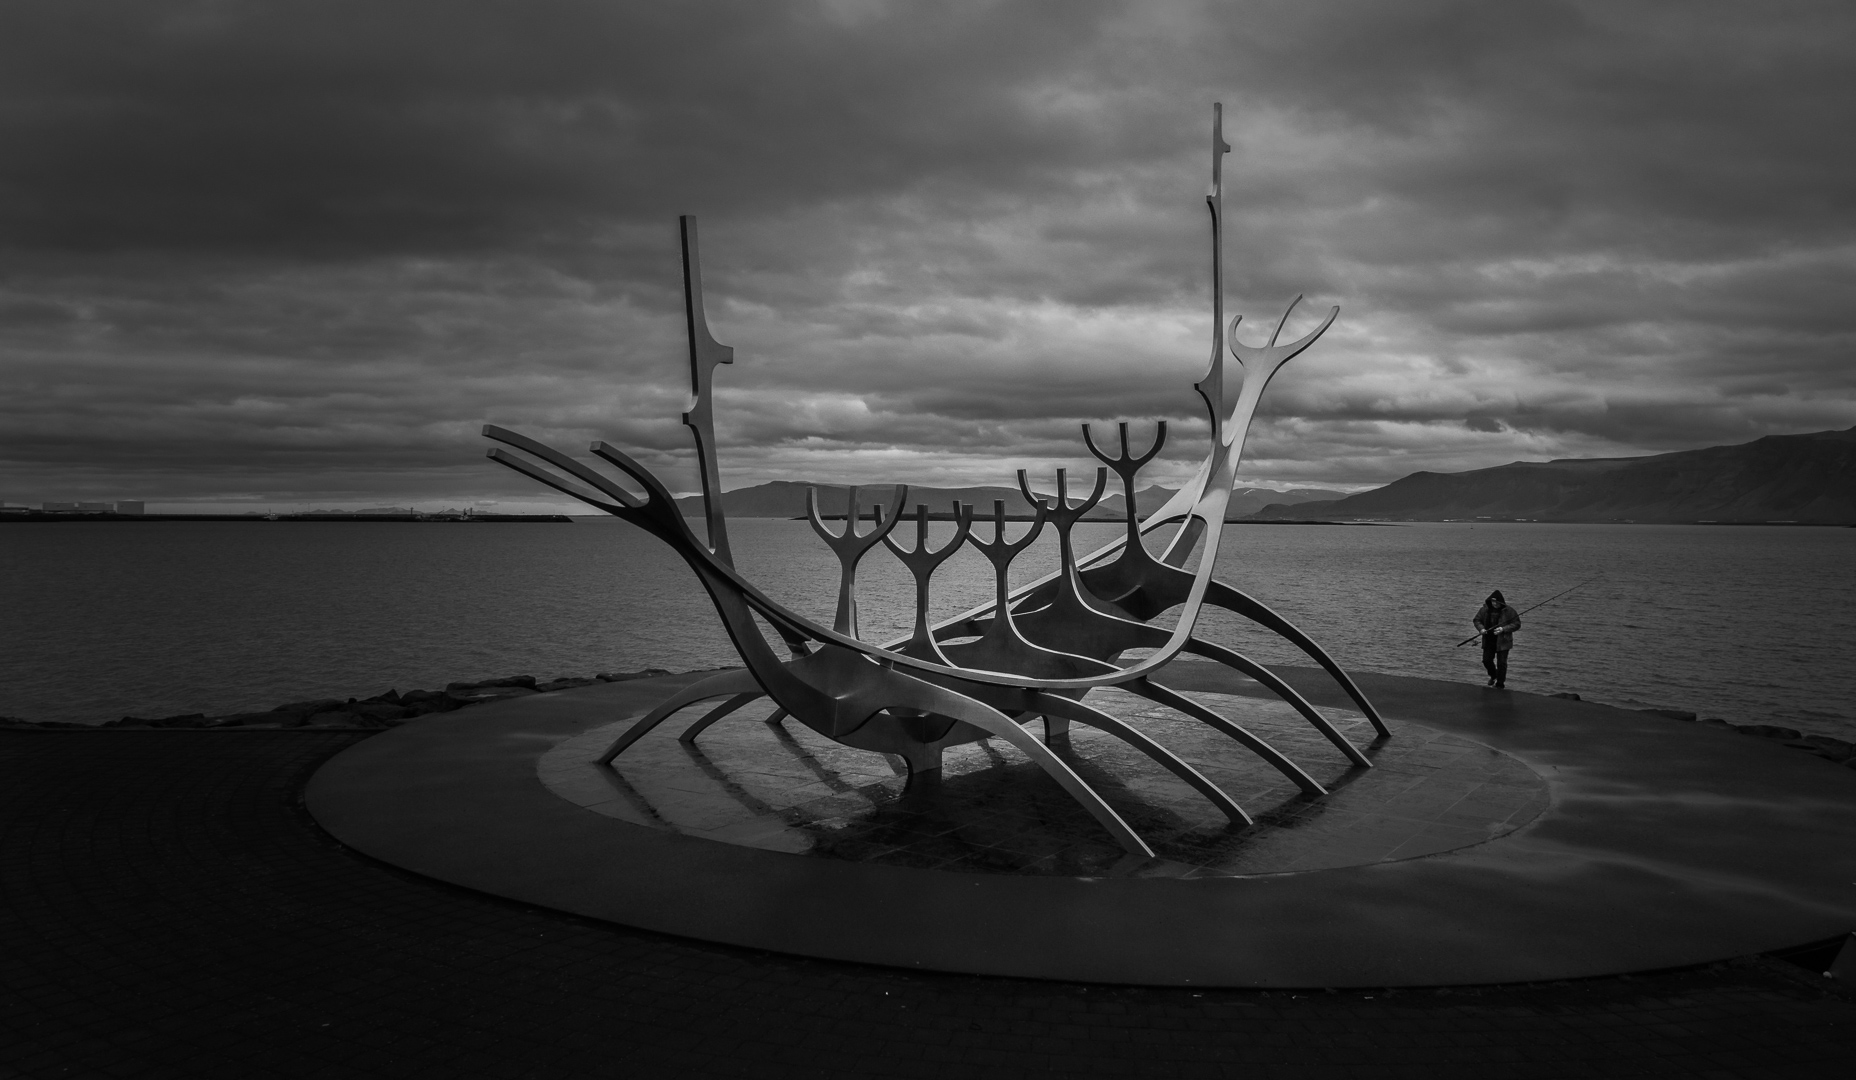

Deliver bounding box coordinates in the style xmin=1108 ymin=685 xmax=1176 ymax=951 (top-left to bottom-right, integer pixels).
xmin=938 ymin=500 xmax=1110 ymax=681
xmin=881 ymin=503 xmax=974 ymax=665
xmin=1006 ymin=466 xmax=1146 ymax=662
xmin=1076 ymin=421 xmax=1172 ymax=615
xmin=963 ymin=498 xmax=1045 ymax=639
xmin=806 ymin=485 xmax=909 ymax=638
xmin=1017 ymin=467 xmax=1107 ymax=580
xmin=939 ymin=500 xmax=1042 ymax=669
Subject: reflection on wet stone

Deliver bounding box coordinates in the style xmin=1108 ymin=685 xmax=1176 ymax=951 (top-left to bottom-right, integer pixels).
xmin=541 ymin=688 xmax=1549 ymax=879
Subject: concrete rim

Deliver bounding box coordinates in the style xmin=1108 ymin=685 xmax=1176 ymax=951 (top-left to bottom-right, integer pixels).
xmin=305 ymin=666 xmax=1856 ymax=987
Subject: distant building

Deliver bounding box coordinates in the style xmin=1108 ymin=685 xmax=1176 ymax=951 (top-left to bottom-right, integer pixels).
xmin=76 ymin=502 xmax=112 ymax=513
xmin=42 ymin=501 xmax=79 ymax=513
xmin=115 ymin=501 xmax=145 ymax=515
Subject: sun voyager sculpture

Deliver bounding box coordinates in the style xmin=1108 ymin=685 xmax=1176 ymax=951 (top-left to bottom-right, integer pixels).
xmin=485 ymin=105 xmax=1388 ymax=857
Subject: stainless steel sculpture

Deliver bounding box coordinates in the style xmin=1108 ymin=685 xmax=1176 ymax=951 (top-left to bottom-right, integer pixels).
xmin=485 ymin=105 xmax=1387 ymax=856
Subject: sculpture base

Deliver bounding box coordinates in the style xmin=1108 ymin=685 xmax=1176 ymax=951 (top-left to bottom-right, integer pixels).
xmin=306 ymin=665 xmax=1856 ymax=987
xmin=540 ymin=690 xmax=1546 ymax=878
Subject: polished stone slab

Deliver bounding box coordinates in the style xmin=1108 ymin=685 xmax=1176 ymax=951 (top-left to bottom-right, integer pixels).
xmin=306 ymin=664 xmax=1856 ymax=987
xmin=540 ymin=691 xmax=1548 ymax=878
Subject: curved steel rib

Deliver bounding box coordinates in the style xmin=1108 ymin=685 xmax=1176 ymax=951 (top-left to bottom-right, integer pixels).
xmin=1128 ymin=679 xmax=1327 ymax=797
xmin=1027 ymin=691 xmax=1250 ymax=825
xmin=679 ymin=692 xmax=766 ymax=744
xmin=598 ymin=668 xmax=765 ymax=765
xmin=1181 ymin=638 xmax=1371 ymax=766
xmin=1203 ymin=580 xmax=1390 ymax=738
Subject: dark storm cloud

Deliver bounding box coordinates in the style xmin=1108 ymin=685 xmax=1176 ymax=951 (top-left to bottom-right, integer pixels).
xmin=0 ymin=0 xmax=1130 ymax=256
xmin=1 ymin=0 xmax=1852 ymax=508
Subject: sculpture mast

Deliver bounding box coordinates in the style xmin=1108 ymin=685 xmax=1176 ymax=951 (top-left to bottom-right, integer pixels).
xmin=679 ymin=216 xmax=735 ymax=566
xmin=1195 ymin=102 xmax=1233 ymax=448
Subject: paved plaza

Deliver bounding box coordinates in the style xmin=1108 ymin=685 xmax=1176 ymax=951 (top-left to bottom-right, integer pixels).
xmin=4 ymin=715 xmax=1855 ymax=1076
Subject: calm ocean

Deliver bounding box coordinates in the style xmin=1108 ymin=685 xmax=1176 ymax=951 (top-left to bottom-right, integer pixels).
xmin=5 ymin=518 xmax=1852 ymax=740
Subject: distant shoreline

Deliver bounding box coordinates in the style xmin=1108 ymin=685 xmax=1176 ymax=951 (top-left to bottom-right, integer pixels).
xmin=1 ymin=513 xmax=573 ymax=523
xmin=1248 ymin=518 xmax=1854 ymax=527
xmin=781 ymin=513 xmax=1841 ymax=526
xmin=801 ymin=513 xmax=1400 ymax=524
xmin=11 ymin=512 xmax=1847 ymax=527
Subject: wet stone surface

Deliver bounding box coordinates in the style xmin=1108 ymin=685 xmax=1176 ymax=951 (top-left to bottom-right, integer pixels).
xmin=540 ymin=689 xmax=1549 ymax=879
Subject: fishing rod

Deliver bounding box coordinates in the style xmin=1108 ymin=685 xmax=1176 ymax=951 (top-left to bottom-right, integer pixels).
xmin=1454 ymin=575 xmax=1603 ymax=648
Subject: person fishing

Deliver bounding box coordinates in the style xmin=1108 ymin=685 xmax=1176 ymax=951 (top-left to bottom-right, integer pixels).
xmin=1473 ymin=590 xmax=1521 ymax=688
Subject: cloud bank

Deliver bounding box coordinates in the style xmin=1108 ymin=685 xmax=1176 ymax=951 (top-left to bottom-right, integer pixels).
xmin=2 ymin=0 xmax=1852 ymax=509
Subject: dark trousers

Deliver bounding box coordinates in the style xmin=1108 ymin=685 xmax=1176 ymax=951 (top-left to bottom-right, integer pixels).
xmin=1482 ymin=639 xmax=1508 ymax=685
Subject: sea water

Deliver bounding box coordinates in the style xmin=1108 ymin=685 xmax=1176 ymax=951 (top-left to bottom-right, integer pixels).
xmin=4 ymin=518 xmax=1851 ymax=740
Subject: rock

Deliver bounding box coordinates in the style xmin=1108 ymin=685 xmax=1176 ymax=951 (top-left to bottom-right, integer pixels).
xmin=1735 ymin=723 xmax=1803 ymax=741
xmin=1700 ymin=718 xmax=1735 ymax=728
xmin=17 ymin=669 xmax=695 ymax=734
xmin=401 ymin=694 xmax=462 ymax=716
xmin=445 ymin=686 xmax=539 ymax=706
xmin=348 ymin=702 xmax=413 ymax=722
xmin=445 ymin=676 xmax=538 ymax=693
xmin=1550 ymin=692 xmax=1582 ymax=701
xmin=1783 ymin=736 xmax=1856 ymax=763
xmin=534 ymin=677 xmax=599 ymax=693
xmin=597 ymin=668 xmax=674 ymax=682
xmin=318 ymin=710 xmax=393 ymax=728
xmin=268 ymin=698 xmax=346 ymax=722
xmin=109 ymin=712 xmax=209 ymax=728
xmin=0 ymin=716 xmax=91 ymax=730
xmin=1640 ymin=708 xmax=1697 ymax=722
xmin=302 ymin=708 xmax=406 ymax=728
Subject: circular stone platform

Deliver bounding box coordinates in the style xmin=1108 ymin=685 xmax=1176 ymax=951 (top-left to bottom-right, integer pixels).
xmin=306 ymin=665 xmax=1856 ymax=988
xmin=539 ymin=692 xmax=1549 ymax=878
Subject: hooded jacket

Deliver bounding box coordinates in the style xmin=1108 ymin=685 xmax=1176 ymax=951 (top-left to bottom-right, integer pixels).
xmin=1474 ymin=595 xmax=1521 ymax=652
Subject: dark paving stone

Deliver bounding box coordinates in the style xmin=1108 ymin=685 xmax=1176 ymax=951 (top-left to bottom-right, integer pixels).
xmin=4 ymin=729 xmax=1854 ymax=1078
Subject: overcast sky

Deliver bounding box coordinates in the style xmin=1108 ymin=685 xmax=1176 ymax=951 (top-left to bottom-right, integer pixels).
xmin=3 ymin=0 xmax=1853 ymax=511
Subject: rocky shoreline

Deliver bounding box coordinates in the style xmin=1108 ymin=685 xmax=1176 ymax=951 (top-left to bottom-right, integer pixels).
xmin=3 ymin=677 xmax=1854 ymax=769
xmin=1671 ymin=713 xmax=1856 ymax=768
xmin=0 ymin=670 xmax=682 ymax=731
xmin=1547 ymin=693 xmax=1856 ymax=769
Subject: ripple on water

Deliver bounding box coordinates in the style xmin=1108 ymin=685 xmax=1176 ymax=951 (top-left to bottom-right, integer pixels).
xmin=7 ymin=519 xmax=1852 ymax=741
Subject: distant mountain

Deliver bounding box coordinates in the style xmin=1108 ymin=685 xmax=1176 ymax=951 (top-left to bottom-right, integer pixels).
xmin=1250 ymin=426 xmax=1856 ymax=523
xmin=678 ymin=482 xmax=1041 ymax=519
xmin=1227 ymin=486 xmax=1338 ymax=517
xmin=677 ymin=481 xmax=1341 ymax=521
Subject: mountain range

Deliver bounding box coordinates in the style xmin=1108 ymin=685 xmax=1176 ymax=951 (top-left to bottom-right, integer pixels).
xmin=674 ymin=482 xmax=1339 ymax=521
xmin=1251 ymin=426 xmax=1856 ymax=523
